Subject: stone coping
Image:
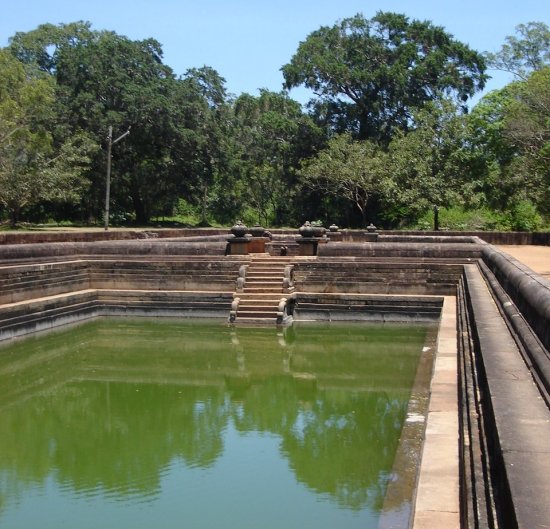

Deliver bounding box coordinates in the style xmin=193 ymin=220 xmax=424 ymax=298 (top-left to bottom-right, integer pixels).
xmin=412 ymin=296 xmax=459 ymax=529
xmin=1 ymin=229 xmax=549 ymax=246
xmin=463 ymin=265 xmax=550 ymax=529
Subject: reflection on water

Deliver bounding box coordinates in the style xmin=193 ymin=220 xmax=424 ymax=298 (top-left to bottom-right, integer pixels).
xmin=0 ymin=319 xmax=431 ymax=529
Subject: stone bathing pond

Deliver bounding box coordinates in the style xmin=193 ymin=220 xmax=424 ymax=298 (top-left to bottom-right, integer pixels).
xmin=0 ymin=318 xmax=436 ymax=529
xmin=0 ymin=228 xmax=549 ymax=529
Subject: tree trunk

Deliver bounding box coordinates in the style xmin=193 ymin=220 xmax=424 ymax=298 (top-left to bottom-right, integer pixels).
xmin=6 ymin=196 xmax=24 ymax=227
xmin=359 ymin=204 xmax=368 ymax=228
xmin=433 ymin=206 xmax=440 ymax=231
xmin=201 ymin=184 xmax=208 ymax=224
xmin=9 ymin=206 xmax=20 ymax=228
xmin=132 ymin=193 xmax=149 ymax=225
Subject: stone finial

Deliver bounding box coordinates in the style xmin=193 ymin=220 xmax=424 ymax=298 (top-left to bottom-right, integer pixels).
xmin=231 ymin=220 xmax=248 ymax=238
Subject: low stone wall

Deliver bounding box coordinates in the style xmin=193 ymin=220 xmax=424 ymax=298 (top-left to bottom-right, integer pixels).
xmin=459 ymin=264 xmax=550 ymax=529
xmin=292 ymin=260 xmax=464 ymax=296
xmin=0 ymin=240 xmax=228 ymax=261
xmin=2 ymin=228 xmax=548 ymax=247
xmin=292 ymin=293 xmax=443 ymax=322
xmin=88 ymin=259 xmax=243 ymax=291
xmin=370 ymin=230 xmax=550 ymax=245
xmin=0 ymin=228 xmax=229 ymax=245
xmin=481 ymin=244 xmax=550 ymax=367
xmin=0 ymin=261 xmax=91 ymax=304
xmin=0 ymin=289 xmax=234 ymax=341
xmin=318 ymin=241 xmax=483 ymax=260
xmin=0 ymin=256 xmax=246 ymax=305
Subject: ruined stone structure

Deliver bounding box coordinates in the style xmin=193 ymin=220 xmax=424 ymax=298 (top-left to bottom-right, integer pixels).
xmin=0 ymin=229 xmax=548 ymax=529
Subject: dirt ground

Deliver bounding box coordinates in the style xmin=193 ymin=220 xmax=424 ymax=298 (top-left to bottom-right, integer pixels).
xmin=498 ymin=245 xmax=550 ymax=280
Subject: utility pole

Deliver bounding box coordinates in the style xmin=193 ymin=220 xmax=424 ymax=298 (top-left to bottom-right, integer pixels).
xmin=104 ymin=125 xmax=130 ymax=231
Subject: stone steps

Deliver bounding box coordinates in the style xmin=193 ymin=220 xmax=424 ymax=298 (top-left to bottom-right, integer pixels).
xmin=231 ymin=254 xmax=293 ymax=323
xmin=235 ymin=310 xmax=278 ymax=319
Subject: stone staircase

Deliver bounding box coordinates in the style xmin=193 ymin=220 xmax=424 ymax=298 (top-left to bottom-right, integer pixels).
xmin=231 ymin=255 xmax=294 ymax=324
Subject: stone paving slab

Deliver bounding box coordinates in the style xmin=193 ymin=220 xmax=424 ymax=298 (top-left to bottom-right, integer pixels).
xmin=498 ymin=245 xmax=550 ymax=279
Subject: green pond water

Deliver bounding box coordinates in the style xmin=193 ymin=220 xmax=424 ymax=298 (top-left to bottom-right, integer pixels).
xmin=0 ymin=319 xmax=434 ymax=529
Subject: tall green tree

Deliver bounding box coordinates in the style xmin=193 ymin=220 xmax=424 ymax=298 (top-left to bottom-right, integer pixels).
xmin=230 ymin=90 xmax=323 ymax=225
xmin=467 ymin=87 xmax=518 ymax=210
xmin=178 ymin=66 xmax=233 ymax=225
xmin=53 ymin=31 xmax=181 ymax=223
xmin=468 ymin=67 xmax=550 ymax=217
xmin=9 ymin=22 xmax=219 ymax=224
xmin=503 ymin=68 xmax=550 ymax=213
xmin=386 ymin=100 xmax=481 ymax=230
xmin=8 ymin=21 xmax=94 ymax=74
xmin=0 ymin=49 xmax=95 ymax=225
xmin=300 ymin=133 xmax=389 ymax=227
xmin=282 ymin=11 xmax=487 ymax=143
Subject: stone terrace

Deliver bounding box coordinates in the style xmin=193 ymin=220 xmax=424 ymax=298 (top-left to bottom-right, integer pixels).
xmin=0 ymin=231 xmax=549 ymax=529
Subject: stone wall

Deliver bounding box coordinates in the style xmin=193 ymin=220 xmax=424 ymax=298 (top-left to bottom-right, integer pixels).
xmin=0 ymin=290 xmax=234 ymax=341
xmin=459 ymin=263 xmax=550 ymax=529
xmin=0 ymin=228 xmax=229 ymax=245
xmin=318 ymin=241 xmax=483 ymax=260
xmin=2 ymin=228 xmax=549 ymax=247
xmin=292 ymin=293 xmax=443 ymax=322
xmin=0 ymin=243 xmax=248 ymax=340
xmin=481 ymin=244 xmax=550 ymax=362
xmin=88 ymin=259 xmax=244 ymax=291
xmin=0 ymin=261 xmax=91 ymax=304
xmin=292 ymin=260 xmax=464 ymax=296
xmin=0 ymin=240 xmax=229 ymax=261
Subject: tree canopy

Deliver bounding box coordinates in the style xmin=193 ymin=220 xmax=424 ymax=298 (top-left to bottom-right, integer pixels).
xmin=485 ymin=22 xmax=550 ymax=79
xmin=0 ymin=49 xmax=95 ymax=225
xmin=1 ymin=16 xmax=548 ymax=230
xmin=300 ymin=133 xmax=388 ymax=227
xmin=387 ymin=100 xmax=483 ymax=229
xmin=282 ymin=11 xmax=487 ymax=143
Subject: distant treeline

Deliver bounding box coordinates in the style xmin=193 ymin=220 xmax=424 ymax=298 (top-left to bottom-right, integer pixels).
xmin=1 ymin=16 xmax=548 ymax=230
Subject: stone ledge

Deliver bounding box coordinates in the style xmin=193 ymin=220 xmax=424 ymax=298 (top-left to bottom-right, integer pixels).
xmin=463 ymin=265 xmax=550 ymax=529
xmin=0 ymin=289 xmax=234 ymax=341
xmin=413 ymin=296 xmax=459 ymax=529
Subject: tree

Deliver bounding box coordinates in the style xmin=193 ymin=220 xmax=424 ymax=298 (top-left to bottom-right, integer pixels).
xmin=467 ymin=86 xmax=518 ymax=210
xmin=468 ymin=68 xmax=550 ymax=216
xmin=8 ymin=21 xmax=94 ymax=75
xmin=229 ymin=90 xmax=323 ymax=226
xmin=300 ymin=133 xmax=389 ymax=227
xmin=54 ymin=31 xmax=171 ymax=223
xmin=178 ymin=67 xmax=233 ymax=225
xmin=485 ymin=22 xmax=550 ymax=80
xmin=387 ymin=100 xmax=481 ymax=230
xmin=503 ymin=68 xmax=550 ymax=212
xmin=0 ymin=49 xmax=95 ymax=225
xmin=504 ymin=68 xmax=550 ymax=162
xmin=282 ymin=11 xmax=487 ymax=143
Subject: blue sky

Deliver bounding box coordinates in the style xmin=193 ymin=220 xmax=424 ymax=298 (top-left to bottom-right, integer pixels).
xmin=1 ymin=0 xmax=548 ymax=105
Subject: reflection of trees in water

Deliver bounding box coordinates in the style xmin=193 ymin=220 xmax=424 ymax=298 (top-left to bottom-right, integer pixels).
xmin=0 ymin=382 xmax=229 ymax=501
xmin=230 ymin=376 xmax=408 ymax=510
xmin=0 ymin=377 xmax=408 ymax=511
xmin=0 ymin=319 xmax=427 ymax=513
xmin=282 ymin=391 xmax=407 ymax=511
